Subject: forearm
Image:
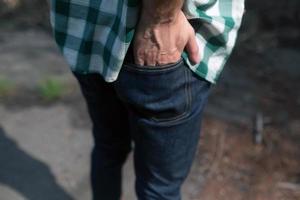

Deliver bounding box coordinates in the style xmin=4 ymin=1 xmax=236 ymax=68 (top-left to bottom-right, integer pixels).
xmin=142 ymin=0 xmax=184 ymax=24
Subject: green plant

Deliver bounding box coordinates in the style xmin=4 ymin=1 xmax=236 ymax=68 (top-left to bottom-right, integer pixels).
xmin=38 ymin=77 xmax=65 ymax=101
xmin=0 ymin=76 xmax=14 ymax=97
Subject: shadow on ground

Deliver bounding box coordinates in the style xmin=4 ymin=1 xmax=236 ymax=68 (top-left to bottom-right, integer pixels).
xmin=0 ymin=126 xmax=73 ymax=200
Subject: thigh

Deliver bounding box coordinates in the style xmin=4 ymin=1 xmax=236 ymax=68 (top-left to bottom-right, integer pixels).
xmin=73 ymin=72 xmax=132 ymax=150
xmin=113 ymin=58 xmax=211 ymax=199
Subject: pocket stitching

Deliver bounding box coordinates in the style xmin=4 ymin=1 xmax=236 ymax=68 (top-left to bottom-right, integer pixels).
xmin=149 ymin=65 xmax=192 ymax=124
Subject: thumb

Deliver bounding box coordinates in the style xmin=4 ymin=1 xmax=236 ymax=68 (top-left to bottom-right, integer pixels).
xmin=185 ymin=31 xmax=200 ymax=65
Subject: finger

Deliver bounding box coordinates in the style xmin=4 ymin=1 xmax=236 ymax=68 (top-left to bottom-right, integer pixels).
xmin=157 ymin=53 xmax=168 ymax=65
xmin=134 ymin=49 xmax=145 ymax=65
xmin=185 ymin=31 xmax=200 ymax=65
xmin=145 ymin=49 xmax=156 ymax=66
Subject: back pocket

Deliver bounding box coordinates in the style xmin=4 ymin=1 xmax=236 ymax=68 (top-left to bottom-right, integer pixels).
xmin=114 ymin=60 xmax=192 ymax=124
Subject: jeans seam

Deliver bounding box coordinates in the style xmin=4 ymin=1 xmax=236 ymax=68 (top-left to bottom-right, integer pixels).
xmin=186 ymin=66 xmax=192 ymax=116
xmin=150 ymin=65 xmax=192 ymax=124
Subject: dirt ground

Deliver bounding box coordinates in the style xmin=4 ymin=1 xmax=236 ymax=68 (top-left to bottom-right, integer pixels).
xmin=1 ymin=1 xmax=300 ymax=200
xmin=197 ymin=117 xmax=300 ymax=200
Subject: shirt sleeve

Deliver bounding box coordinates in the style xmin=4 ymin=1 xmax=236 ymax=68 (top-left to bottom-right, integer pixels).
xmin=182 ymin=0 xmax=245 ymax=83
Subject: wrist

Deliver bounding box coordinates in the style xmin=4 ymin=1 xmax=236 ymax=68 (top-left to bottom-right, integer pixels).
xmin=141 ymin=0 xmax=183 ymax=25
xmin=140 ymin=9 xmax=181 ymax=25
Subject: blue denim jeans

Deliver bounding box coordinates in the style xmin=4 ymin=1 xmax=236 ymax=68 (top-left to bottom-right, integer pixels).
xmin=73 ymin=48 xmax=211 ymax=200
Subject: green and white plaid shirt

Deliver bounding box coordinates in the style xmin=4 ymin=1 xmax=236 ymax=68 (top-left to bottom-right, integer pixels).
xmin=50 ymin=0 xmax=244 ymax=84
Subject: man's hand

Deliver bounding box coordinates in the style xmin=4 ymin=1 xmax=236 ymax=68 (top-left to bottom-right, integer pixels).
xmin=133 ymin=2 xmax=200 ymax=66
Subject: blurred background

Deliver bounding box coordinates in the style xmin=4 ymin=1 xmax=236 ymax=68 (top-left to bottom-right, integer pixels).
xmin=0 ymin=0 xmax=299 ymax=199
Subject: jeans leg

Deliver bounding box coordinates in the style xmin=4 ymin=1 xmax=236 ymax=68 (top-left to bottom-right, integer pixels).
xmin=73 ymin=72 xmax=132 ymax=200
xmin=113 ymin=60 xmax=211 ymax=200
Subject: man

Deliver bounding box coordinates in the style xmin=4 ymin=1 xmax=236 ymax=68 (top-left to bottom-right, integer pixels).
xmin=50 ymin=0 xmax=244 ymax=199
